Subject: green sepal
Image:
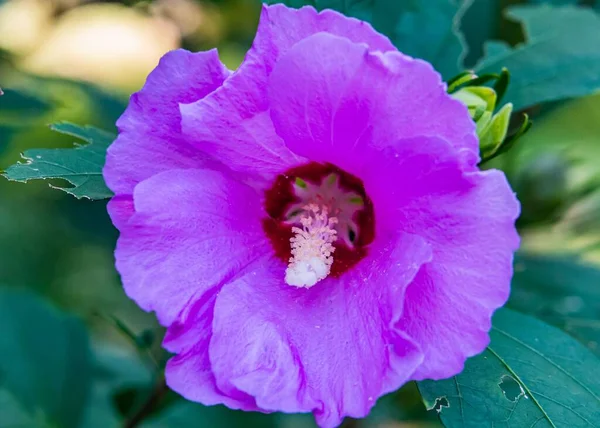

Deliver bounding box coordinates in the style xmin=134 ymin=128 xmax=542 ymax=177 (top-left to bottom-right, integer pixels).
xmin=447 ymin=71 xmax=477 ymax=93
xmin=493 ymin=68 xmax=510 ymax=105
xmin=480 ymin=113 xmax=532 ymax=165
xmin=447 ymin=68 xmax=530 ymax=164
xmin=479 ymin=103 xmax=514 ymax=158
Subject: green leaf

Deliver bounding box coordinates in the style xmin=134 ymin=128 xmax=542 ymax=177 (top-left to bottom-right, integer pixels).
xmin=379 ymin=0 xmax=473 ymax=80
xmin=0 ymin=389 xmax=54 ymax=428
xmin=0 ymin=288 xmax=92 ymax=428
xmin=460 ymin=0 xmax=499 ymax=67
xmin=418 ymin=308 xmax=600 ymax=427
xmin=476 ymin=5 xmax=600 ymax=111
xmin=3 ymin=122 xmax=114 ymax=200
xmin=0 ymin=88 xmax=52 ymax=122
xmin=529 ymin=0 xmax=578 ymax=4
xmin=510 ymin=253 xmax=600 ymax=356
xmin=82 ymin=345 xmax=153 ymax=428
xmin=0 ymin=88 xmax=53 ymax=155
xmin=508 ymin=93 xmax=600 ymax=229
xmin=141 ymin=401 xmax=277 ymax=428
xmin=264 ymin=0 xmax=471 ymax=80
xmin=512 ymin=93 xmax=600 ymax=178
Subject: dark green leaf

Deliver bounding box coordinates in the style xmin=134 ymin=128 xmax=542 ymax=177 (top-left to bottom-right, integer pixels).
xmin=82 ymin=386 xmax=122 ymax=428
xmin=418 ymin=308 xmax=600 ymax=427
xmin=141 ymin=401 xmax=277 ymax=428
xmin=476 ymin=5 xmax=600 ymax=110
xmin=356 ymin=382 xmax=439 ymax=426
xmin=510 ymin=253 xmax=600 ymax=356
xmin=0 ymin=389 xmax=54 ymax=428
xmin=0 ymin=288 xmax=92 ymax=428
xmin=529 ymin=0 xmax=578 ymax=4
xmin=379 ymin=0 xmax=473 ymax=80
xmin=264 ymin=0 xmax=471 ymax=80
xmin=0 ymin=88 xmax=52 ymax=120
xmin=82 ymin=345 xmax=153 ymax=428
xmin=0 ymin=89 xmax=52 ymax=155
xmin=460 ymin=0 xmax=500 ymax=67
xmin=511 ymin=93 xmax=600 ymax=179
xmin=3 ymin=122 xmax=114 ymax=199
xmin=508 ymin=93 xmax=600 ymax=229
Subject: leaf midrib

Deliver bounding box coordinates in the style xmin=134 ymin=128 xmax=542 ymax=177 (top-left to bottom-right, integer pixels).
xmin=493 ymin=327 xmax=600 ymax=403
xmin=486 ymin=345 xmax=556 ymax=428
xmin=484 ymin=325 xmax=600 ymax=428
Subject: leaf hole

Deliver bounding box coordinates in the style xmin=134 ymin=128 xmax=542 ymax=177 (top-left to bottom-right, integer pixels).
xmin=499 ymin=375 xmax=526 ymax=402
xmin=427 ymin=396 xmax=450 ymax=413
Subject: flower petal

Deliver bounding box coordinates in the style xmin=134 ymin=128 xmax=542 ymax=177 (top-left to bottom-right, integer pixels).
xmin=396 ymin=170 xmax=520 ymax=380
xmin=268 ymin=32 xmax=478 ymax=171
xmin=107 ymin=195 xmax=135 ymax=231
xmin=163 ymin=288 xmax=258 ymax=411
xmin=335 ymin=135 xmax=520 ymax=380
xmin=267 ymin=31 xmax=519 ymax=378
xmin=250 ymin=4 xmax=396 ymax=69
xmin=179 ymin=4 xmax=397 ymax=183
xmin=115 ymin=168 xmax=269 ymax=325
xmin=104 ymin=49 xmax=230 ymax=227
xmin=208 ymin=233 xmax=431 ymax=427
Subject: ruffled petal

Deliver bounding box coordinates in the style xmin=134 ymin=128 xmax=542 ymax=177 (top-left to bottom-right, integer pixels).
xmin=268 ymin=32 xmax=478 ymax=172
xmin=249 ymin=4 xmax=396 ymax=70
xmin=107 ymin=195 xmax=134 ymax=231
xmin=115 ymin=168 xmax=269 ymax=326
xmin=163 ymin=288 xmax=258 ymax=411
xmin=207 ymin=233 xmax=431 ymax=427
xmin=322 ymin=132 xmax=519 ymax=379
xmin=396 ymin=170 xmax=520 ymax=380
xmin=179 ymin=4 xmax=397 ymax=183
xmin=104 ymin=49 xmax=230 ymax=227
xmin=359 ymin=136 xmax=468 ymax=235
xmin=268 ymin=31 xmax=518 ymax=378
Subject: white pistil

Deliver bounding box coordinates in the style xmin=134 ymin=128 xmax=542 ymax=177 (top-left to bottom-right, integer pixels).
xmin=285 ymin=204 xmax=338 ymax=288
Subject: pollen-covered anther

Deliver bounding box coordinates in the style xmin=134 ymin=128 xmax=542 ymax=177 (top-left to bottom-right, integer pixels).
xmin=285 ymin=203 xmax=338 ymax=288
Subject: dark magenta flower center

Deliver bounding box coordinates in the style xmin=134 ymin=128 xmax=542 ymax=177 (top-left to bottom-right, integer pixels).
xmin=263 ymin=162 xmax=375 ymax=284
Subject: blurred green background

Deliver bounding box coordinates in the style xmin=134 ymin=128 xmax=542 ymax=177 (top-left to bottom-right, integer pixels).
xmin=1 ymin=0 xmax=599 ymax=427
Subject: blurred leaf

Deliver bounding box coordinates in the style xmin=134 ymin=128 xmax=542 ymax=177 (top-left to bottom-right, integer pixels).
xmin=512 ymin=93 xmax=600 ymax=179
xmin=418 ymin=308 xmax=600 ymax=427
xmin=476 ymin=5 xmax=600 ymax=111
xmin=513 ymin=153 xmax=570 ymax=226
xmin=82 ymin=386 xmax=122 ymax=428
xmin=0 ymin=127 xmax=13 ymax=156
xmin=0 ymin=389 xmax=54 ymax=428
xmin=264 ymin=0 xmax=471 ymax=79
xmin=529 ymin=0 xmax=578 ymax=4
xmin=0 ymin=88 xmax=53 ymax=155
xmin=377 ymin=0 xmax=473 ymax=80
xmin=82 ymin=345 xmax=153 ymax=428
xmin=510 ymin=253 xmax=600 ymax=356
xmin=3 ymin=122 xmax=114 ymax=200
xmin=460 ymin=0 xmax=499 ymax=67
xmin=91 ymin=344 xmax=153 ymax=392
xmin=0 ymin=288 xmax=92 ymax=428
xmin=508 ymin=93 xmax=600 ymax=228
xmin=356 ymin=382 xmax=439 ymax=426
xmin=141 ymin=401 xmax=277 ymax=428
xmin=0 ymin=88 xmax=52 ymax=121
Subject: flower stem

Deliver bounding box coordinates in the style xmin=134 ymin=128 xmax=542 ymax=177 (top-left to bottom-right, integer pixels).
xmin=124 ymin=374 xmax=168 ymax=428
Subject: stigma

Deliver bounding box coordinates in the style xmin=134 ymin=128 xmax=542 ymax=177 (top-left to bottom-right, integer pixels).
xmin=285 ymin=204 xmax=338 ymax=288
